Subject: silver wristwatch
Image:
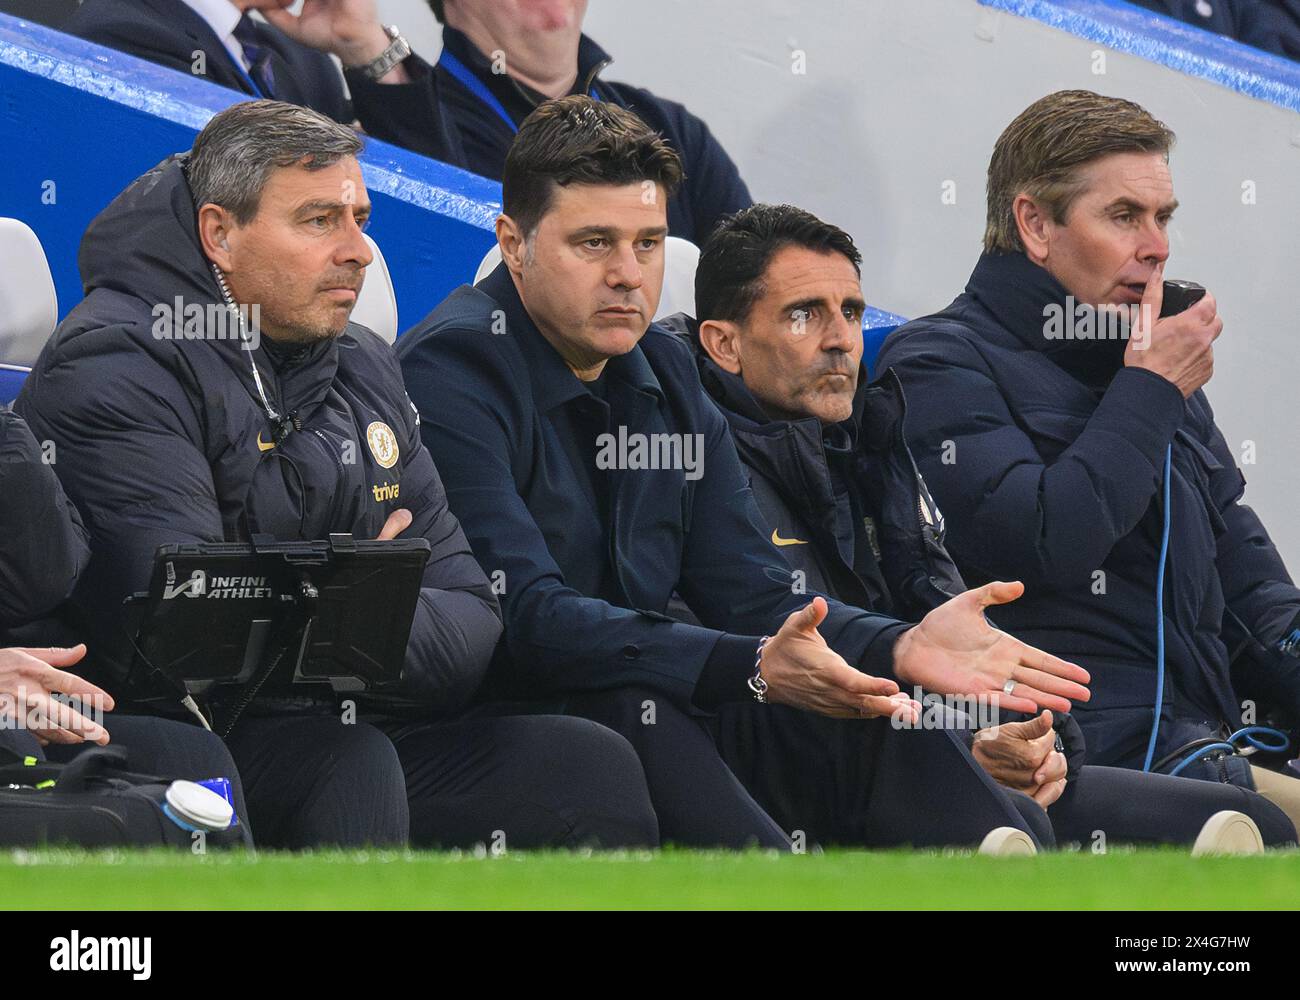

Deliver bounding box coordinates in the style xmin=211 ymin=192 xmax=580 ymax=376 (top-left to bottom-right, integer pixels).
xmin=350 ymin=24 xmax=411 ymax=81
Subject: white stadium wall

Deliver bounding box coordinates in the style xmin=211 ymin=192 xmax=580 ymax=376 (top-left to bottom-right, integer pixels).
xmin=380 ymin=0 xmax=1300 ymax=568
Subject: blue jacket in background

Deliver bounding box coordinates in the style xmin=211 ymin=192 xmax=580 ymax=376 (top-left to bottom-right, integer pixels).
xmin=397 ymin=265 xmax=908 ymax=710
xmin=878 ymin=251 xmax=1300 ymax=769
xmin=1132 ymin=0 xmax=1300 ymax=61
xmin=65 ymin=0 xmax=353 ymax=123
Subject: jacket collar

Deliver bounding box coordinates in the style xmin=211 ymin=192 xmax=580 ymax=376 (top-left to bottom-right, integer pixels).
xmin=178 ymin=0 xmax=241 ymax=44
xmin=964 ymin=251 xmax=1065 ymax=346
xmin=476 ymin=263 xmax=665 ymax=413
xmin=257 ymin=334 xmax=339 ymax=413
xmin=147 ymin=0 xmax=251 ymax=85
xmin=965 ymin=250 xmax=1130 ymax=386
xmin=441 ymin=26 xmax=613 ymax=115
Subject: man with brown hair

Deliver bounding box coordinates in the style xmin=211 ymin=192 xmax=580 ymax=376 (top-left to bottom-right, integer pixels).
xmin=399 ymin=95 xmax=1100 ymax=851
xmin=878 ymin=90 xmax=1300 ymax=824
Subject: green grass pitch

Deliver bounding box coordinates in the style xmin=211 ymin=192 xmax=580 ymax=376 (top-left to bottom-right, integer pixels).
xmin=3 ymin=847 xmax=1300 ymax=909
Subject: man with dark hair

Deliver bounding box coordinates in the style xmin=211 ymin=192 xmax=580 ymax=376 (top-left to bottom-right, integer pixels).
xmin=351 ymin=0 xmax=750 ymax=243
xmin=18 ymin=99 xmax=658 ymax=851
xmin=674 ymin=201 xmax=1295 ymax=850
xmin=399 ymin=95 xmax=1102 ymax=852
xmin=877 ymin=90 xmax=1300 ymax=828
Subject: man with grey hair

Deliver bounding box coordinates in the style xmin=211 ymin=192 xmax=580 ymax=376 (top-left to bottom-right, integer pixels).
xmin=17 ymin=100 xmax=659 ymax=851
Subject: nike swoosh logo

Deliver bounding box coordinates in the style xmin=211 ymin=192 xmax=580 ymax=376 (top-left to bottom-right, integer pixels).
xmin=256 ymin=432 xmax=275 ymax=452
xmin=771 ymin=528 xmax=809 ymax=547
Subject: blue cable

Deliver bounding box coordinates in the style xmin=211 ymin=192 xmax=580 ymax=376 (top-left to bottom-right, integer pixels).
xmin=1229 ymin=726 xmax=1291 ymax=753
xmin=1166 ymin=742 xmax=1236 ymax=778
xmin=1142 ymin=444 xmax=1173 ymax=772
xmin=1166 ymin=727 xmax=1291 ymax=778
xmin=1141 ymin=447 xmax=1294 ymax=776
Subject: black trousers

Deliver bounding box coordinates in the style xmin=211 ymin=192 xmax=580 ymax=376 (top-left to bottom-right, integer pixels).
xmin=566 ymin=689 xmax=1037 ymax=849
xmin=1 ymin=714 xmax=253 ymax=845
xmin=949 ymin=713 xmax=1297 ymax=848
xmin=566 ymin=689 xmax=1298 ymax=850
xmin=1045 ymin=764 xmax=1296 ymax=847
xmin=225 ymin=709 xmax=659 ymax=850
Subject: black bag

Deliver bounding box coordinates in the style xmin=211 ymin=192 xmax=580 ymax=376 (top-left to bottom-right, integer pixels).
xmin=0 ymin=745 xmax=250 ymax=849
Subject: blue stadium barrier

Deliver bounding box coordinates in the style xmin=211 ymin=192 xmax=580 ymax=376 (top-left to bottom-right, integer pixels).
xmin=980 ymin=0 xmax=1300 ymax=112
xmin=0 ymin=12 xmax=500 ymax=336
xmin=862 ymin=306 xmax=908 ymax=378
xmin=0 ymin=11 xmax=919 ymax=377
xmin=0 ymin=364 xmax=30 ymax=404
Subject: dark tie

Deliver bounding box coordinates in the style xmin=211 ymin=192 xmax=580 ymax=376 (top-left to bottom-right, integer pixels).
xmin=232 ymin=14 xmax=277 ymax=98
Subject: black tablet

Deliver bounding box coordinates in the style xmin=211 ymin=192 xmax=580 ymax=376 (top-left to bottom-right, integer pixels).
xmin=125 ymin=534 xmax=430 ymax=696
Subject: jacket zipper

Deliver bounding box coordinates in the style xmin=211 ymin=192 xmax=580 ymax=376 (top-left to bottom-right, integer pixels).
xmin=308 ymin=428 xmax=345 ymax=476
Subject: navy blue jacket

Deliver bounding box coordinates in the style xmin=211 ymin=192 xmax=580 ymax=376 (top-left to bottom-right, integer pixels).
xmin=350 ymin=27 xmax=752 ymax=244
xmin=16 ymin=156 xmax=501 ymax=711
xmin=878 ymin=252 xmax=1300 ymax=766
xmin=66 ymin=0 xmax=352 ymax=123
xmin=1133 ymin=1 xmax=1300 ymax=61
xmin=397 ymin=266 xmax=907 ymax=710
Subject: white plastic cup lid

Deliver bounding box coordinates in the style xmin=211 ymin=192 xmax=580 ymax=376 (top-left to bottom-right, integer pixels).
xmin=165 ymin=780 xmax=235 ymax=832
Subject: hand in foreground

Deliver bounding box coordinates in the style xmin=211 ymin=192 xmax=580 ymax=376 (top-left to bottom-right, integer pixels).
xmin=1124 ymin=260 xmax=1221 ymax=398
xmin=891 ymin=581 xmax=1091 ymax=715
xmin=973 ymin=709 xmax=1068 ymax=808
xmin=761 ymin=597 xmax=921 ymax=722
xmin=0 ymin=645 xmax=113 ymax=746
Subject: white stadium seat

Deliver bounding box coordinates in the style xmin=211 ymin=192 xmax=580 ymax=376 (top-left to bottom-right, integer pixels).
xmin=0 ymin=224 xmax=398 ymax=358
xmin=0 ymin=217 xmax=59 ymax=367
xmin=472 ymin=245 xmax=500 ymax=285
xmin=474 ymin=235 xmax=700 ymax=322
xmin=352 ymin=233 xmax=399 ymax=344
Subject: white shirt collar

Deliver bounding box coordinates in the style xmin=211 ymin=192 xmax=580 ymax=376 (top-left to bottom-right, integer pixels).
xmin=180 ymin=0 xmax=243 ymax=41
xmin=179 ymin=0 xmax=248 ymax=69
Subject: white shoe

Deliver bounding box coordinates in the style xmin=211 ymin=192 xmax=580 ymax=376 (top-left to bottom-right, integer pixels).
xmin=978 ymin=826 xmax=1037 ymax=856
xmin=1191 ymin=810 xmax=1264 ymax=856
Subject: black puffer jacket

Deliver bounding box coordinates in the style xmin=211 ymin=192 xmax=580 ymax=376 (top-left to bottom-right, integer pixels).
xmin=1132 ymin=0 xmax=1300 ymax=62
xmin=0 ymin=408 xmax=90 ymax=637
xmin=16 ymin=156 xmax=501 ymax=712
